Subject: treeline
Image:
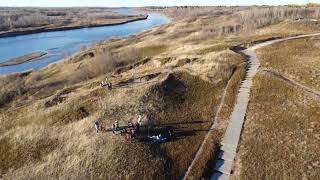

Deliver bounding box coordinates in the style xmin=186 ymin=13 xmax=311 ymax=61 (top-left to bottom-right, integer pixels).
xmin=239 ymin=7 xmax=320 ymax=32
xmin=165 ymin=6 xmax=320 ymax=37
xmin=288 ymin=3 xmax=320 ymax=8
xmin=0 ymin=14 xmax=53 ymax=31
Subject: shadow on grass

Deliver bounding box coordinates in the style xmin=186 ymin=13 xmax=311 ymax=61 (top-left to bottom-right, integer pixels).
xmin=102 ymin=120 xmax=211 ymax=144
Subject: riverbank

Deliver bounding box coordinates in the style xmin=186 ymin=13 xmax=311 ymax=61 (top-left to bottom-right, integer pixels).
xmin=0 ymin=15 xmax=148 ymax=38
xmin=0 ymin=12 xmax=166 ymax=74
xmin=0 ymin=52 xmax=47 ymax=67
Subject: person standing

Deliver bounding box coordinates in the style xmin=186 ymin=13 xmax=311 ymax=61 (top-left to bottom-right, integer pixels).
xmin=115 ymin=121 xmax=119 ymax=130
xmin=112 ymin=123 xmax=116 ymax=134
xmin=138 ymin=115 xmax=142 ymax=125
xmin=107 ymin=82 xmax=113 ymax=90
xmin=128 ymin=120 xmax=133 ymax=128
xmin=94 ymin=121 xmax=100 ymax=133
xmin=136 ymin=121 xmax=140 ymax=132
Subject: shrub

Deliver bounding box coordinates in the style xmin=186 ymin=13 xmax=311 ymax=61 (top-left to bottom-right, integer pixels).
xmin=11 ymin=13 xmax=52 ymax=28
xmin=0 ymin=91 xmax=14 ymax=107
xmin=0 ymin=16 xmax=10 ymax=31
xmin=306 ymin=3 xmax=320 ymax=8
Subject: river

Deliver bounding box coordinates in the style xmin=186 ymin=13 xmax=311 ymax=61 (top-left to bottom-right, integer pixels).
xmin=0 ymin=8 xmax=169 ymax=74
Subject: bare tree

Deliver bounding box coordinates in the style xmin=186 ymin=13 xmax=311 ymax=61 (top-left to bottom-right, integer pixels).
xmin=239 ymin=7 xmax=317 ymax=33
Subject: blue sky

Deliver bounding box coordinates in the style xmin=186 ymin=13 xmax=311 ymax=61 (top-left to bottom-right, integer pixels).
xmin=0 ymin=0 xmax=317 ymax=7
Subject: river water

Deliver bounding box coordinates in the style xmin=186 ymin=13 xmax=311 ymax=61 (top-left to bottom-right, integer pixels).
xmin=0 ymin=9 xmax=169 ymax=74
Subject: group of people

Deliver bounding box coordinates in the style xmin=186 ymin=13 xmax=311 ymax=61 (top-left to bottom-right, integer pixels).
xmin=118 ymin=115 xmax=144 ymax=143
xmin=94 ymin=121 xmax=107 ymax=133
xmin=111 ymin=120 xmax=120 ymax=134
xmin=94 ymin=115 xmax=144 ymax=143
xmin=120 ymin=123 xmax=137 ymax=143
xmin=94 ymin=115 xmax=173 ymax=144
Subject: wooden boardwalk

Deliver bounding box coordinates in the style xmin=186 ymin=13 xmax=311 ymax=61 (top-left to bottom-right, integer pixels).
xmin=211 ymin=32 xmax=320 ymax=180
xmin=210 ymin=48 xmax=259 ymax=180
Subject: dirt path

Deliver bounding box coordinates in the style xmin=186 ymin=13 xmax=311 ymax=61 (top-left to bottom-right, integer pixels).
xmin=262 ymin=68 xmax=320 ymax=100
xmin=210 ymin=32 xmax=320 ymax=180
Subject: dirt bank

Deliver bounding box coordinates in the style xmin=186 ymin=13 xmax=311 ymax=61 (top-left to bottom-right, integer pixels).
xmin=0 ymin=52 xmax=47 ymax=67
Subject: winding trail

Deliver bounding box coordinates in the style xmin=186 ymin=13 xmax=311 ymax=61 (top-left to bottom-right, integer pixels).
xmin=211 ymin=32 xmax=320 ymax=180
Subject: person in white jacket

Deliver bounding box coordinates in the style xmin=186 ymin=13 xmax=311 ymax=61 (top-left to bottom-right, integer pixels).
xmin=138 ymin=114 xmax=143 ymax=126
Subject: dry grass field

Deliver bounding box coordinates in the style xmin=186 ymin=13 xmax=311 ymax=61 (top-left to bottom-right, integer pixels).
xmin=234 ymin=72 xmax=320 ymax=179
xmin=185 ymin=61 xmax=247 ymax=179
xmin=233 ymin=31 xmax=320 ymax=179
xmin=1 ymin=5 xmax=320 ymax=179
xmin=0 ymin=26 xmax=245 ymax=179
xmin=257 ymin=37 xmax=320 ymax=91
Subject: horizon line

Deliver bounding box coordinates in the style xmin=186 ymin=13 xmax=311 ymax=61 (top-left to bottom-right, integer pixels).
xmin=0 ymin=4 xmax=311 ymax=8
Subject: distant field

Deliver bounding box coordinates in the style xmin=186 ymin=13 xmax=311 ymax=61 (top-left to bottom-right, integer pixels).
xmin=0 ymin=7 xmax=147 ymax=37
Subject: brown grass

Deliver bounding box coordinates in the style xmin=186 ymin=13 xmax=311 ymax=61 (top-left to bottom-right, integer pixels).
xmin=137 ymin=44 xmax=168 ymax=57
xmin=142 ymin=72 xmax=225 ymax=179
xmin=0 ymin=135 xmax=58 ymax=175
xmin=185 ymin=131 xmax=222 ymax=179
xmin=235 ymin=72 xmax=320 ymax=179
xmin=0 ymin=73 xmax=29 ymax=108
xmin=235 ymin=37 xmax=320 ymax=179
xmin=257 ymin=37 xmax=320 ymax=91
xmin=0 ymin=51 xmax=239 ymax=179
xmin=184 ymin=52 xmax=246 ymax=180
xmin=196 ymin=43 xmax=232 ymax=55
xmin=217 ymin=63 xmax=247 ymax=129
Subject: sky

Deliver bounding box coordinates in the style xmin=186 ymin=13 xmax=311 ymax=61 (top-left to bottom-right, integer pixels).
xmin=0 ymin=0 xmax=317 ymax=7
